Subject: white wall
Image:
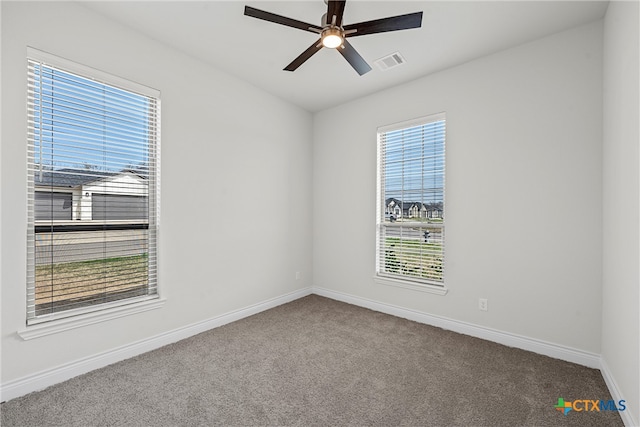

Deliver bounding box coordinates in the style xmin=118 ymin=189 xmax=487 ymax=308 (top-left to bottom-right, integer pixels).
xmin=1 ymin=2 xmax=312 ymax=384
xmin=2 ymin=1 xmax=636 ymax=417
xmin=602 ymin=1 xmax=640 ymax=425
xmin=313 ymin=22 xmax=604 ymax=353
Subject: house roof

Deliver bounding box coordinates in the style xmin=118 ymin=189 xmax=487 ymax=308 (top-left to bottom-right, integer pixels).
xmin=34 ymin=168 xmax=147 ymax=188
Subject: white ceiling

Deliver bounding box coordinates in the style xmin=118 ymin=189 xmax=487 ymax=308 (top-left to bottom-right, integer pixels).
xmin=83 ymin=1 xmax=609 ymax=112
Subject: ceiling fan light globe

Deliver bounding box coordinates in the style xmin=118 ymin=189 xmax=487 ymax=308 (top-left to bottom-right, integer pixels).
xmin=322 ymin=33 xmax=343 ymax=48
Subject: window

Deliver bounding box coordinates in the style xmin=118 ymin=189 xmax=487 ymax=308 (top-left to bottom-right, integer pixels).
xmin=376 ymin=113 xmax=445 ymax=288
xmin=27 ymin=49 xmax=160 ymax=324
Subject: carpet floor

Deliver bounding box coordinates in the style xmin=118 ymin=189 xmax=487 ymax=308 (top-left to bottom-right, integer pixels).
xmin=1 ymin=295 xmax=623 ymax=426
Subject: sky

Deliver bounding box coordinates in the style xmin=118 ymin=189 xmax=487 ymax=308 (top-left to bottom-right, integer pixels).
xmin=31 ymin=63 xmax=153 ymax=178
xmin=382 ymin=119 xmax=445 ymax=205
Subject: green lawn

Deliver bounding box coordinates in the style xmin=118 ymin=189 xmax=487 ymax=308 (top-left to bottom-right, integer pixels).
xmin=35 ymin=254 xmax=148 ymax=307
xmin=384 ymin=237 xmax=443 ymax=282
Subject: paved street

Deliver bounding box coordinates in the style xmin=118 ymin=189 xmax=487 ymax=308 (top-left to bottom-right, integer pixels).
xmin=35 ymin=230 xmax=148 ymax=265
xmin=383 ymin=223 xmax=443 ymax=242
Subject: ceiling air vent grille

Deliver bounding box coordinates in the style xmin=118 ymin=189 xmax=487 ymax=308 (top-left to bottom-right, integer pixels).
xmin=375 ymin=52 xmax=406 ymax=71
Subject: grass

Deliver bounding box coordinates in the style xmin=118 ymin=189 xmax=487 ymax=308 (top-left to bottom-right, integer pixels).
xmin=35 ymin=254 xmax=149 ymax=308
xmin=384 ymin=237 xmax=443 ymax=282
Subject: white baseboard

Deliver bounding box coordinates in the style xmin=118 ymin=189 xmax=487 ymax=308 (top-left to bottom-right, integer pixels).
xmin=601 ymin=358 xmax=638 ymax=427
xmin=0 ymin=287 xmax=312 ymax=403
xmin=312 ymin=286 xmax=601 ymax=369
xmin=2 ymin=284 xmax=626 ymax=422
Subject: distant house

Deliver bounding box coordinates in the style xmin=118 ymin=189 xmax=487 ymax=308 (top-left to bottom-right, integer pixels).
xmin=386 ymin=199 xmax=402 ymax=218
xmin=34 ymin=169 xmax=148 ymax=221
xmin=385 ymin=198 xmax=443 ymax=220
xmin=423 ymin=203 xmax=443 ymax=219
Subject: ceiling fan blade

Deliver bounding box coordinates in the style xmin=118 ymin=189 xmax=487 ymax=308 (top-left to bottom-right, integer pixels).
xmin=244 ymin=6 xmax=322 ymax=34
xmin=327 ymin=1 xmax=346 ymax=27
xmin=284 ymin=39 xmax=323 ymax=71
xmin=337 ymin=40 xmax=372 ymax=76
xmin=343 ymin=11 xmax=423 ymax=37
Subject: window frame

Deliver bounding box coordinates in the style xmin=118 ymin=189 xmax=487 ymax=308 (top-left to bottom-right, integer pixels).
xmin=375 ymin=113 xmax=447 ymax=295
xmin=24 ymin=47 xmax=163 ymax=333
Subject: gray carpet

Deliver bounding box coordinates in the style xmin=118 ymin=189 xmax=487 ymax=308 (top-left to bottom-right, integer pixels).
xmin=1 ymin=295 xmax=623 ymax=426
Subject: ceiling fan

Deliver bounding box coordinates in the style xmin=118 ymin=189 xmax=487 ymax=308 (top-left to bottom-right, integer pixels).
xmin=244 ymin=0 xmax=423 ymax=76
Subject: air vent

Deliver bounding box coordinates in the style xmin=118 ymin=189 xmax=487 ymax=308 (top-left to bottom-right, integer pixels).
xmin=374 ymin=52 xmax=406 ymax=71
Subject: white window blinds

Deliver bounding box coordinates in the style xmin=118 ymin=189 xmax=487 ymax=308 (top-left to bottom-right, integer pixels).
xmin=376 ymin=114 xmax=445 ymax=286
xmin=27 ymin=50 xmax=160 ymax=324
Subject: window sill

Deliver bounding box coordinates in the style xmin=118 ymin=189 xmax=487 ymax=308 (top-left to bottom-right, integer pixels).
xmin=18 ymin=297 xmax=166 ymax=340
xmin=373 ymin=275 xmax=448 ymax=295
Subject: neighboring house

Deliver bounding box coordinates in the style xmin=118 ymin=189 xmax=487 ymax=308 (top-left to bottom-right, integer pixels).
xmin=34 ymin=169 xmax=148 ymax=221
xmin=385 ymin=199 xmax=403 ymax=218
xmin=385 ymin=198 xmax=443 ymax=219
xmin=423 ymin=203 xmax=443 ymax=219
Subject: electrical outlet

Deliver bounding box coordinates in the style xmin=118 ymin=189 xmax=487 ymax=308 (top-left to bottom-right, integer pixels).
xmin=479 ymin=298 xmax=488 ymax=311
xmin=295 ymin=271 xmax=301 ymax=280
